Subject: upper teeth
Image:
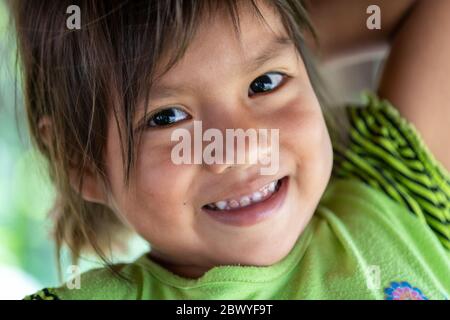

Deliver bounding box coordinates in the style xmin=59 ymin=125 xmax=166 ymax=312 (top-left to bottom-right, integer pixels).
xmin=206 ymin=180 xmax=279 ymax=211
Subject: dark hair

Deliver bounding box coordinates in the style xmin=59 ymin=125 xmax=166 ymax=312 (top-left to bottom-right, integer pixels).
xmin=10 ymin=0 xmax=336 ymax=272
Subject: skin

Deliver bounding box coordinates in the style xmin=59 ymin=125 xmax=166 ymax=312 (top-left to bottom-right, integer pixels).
xmin=305 ymin=0 xmax=450 ymax=171
xmin=82 ymin=1 xmax=334 ymax=278
xmin=304 ymin=0 xmax=417 ymax=61
xmin=377 ymin=0 xmax=450 ymax=171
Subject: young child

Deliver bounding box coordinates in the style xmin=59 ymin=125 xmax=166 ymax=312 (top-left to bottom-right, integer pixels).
xmin=12 ymin=0 xmax=449 ymax=300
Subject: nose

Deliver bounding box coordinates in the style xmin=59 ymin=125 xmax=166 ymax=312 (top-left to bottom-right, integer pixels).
xmin=201 ymin=112 xmax=273 ymax=175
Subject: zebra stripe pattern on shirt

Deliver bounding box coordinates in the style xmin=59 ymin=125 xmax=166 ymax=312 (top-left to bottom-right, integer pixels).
xmin=332 ymin=92 xmax=450 ymax=250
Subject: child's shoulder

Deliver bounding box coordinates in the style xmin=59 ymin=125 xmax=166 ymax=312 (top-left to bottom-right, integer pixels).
xmin=24 ymin=262 xmax=144 ymax=300
xmin=332 ymin=90 xmax=450 ymax=250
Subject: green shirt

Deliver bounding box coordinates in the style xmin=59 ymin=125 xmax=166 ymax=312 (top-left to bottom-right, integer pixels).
xmin=25 ymin=92 xmax=450 ymax=300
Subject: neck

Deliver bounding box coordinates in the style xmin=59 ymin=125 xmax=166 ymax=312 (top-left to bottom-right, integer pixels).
xmin=147 ymin=251 xmax=211 ymax=279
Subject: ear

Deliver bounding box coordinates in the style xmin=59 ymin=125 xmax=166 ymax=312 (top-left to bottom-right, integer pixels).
xmin=38 ymin=116 xmax=108 ymax=205
xmin=68 ymin=164 xmax=108 ymax=205
xmin=37 ymin=116 xmax=53 ymax=147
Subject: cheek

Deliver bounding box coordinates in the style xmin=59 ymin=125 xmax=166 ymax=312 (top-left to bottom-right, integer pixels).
xmin=277 ymin=92 xmax=330 ymax=153
xmin=277 ymin=92 xmax=333 ymax=192
xmin=105 ymin=134 xmax=198 ymax=234
xmin=134 ymin=143 xmax=195 ymax=207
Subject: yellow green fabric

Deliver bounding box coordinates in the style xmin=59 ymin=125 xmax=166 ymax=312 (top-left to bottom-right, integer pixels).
xmin=333 ymin=92 xmax=450 ymax=250
xmin=25 ymin=92 xmax=450 ymax=300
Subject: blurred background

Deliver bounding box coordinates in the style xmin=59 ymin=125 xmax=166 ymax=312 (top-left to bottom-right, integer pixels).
xmin=0 ymin=1 xmax=388 ymax=299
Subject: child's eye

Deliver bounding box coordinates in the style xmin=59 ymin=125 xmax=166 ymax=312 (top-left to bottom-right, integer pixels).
xmin=147 ymin=107 xmax=190 ymax=128
xmin=248 ymin=72 xmax=286 ymax=97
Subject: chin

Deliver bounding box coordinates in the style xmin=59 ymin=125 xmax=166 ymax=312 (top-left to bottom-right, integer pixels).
xmin=217 ymin=229 xmax=301 ymax=267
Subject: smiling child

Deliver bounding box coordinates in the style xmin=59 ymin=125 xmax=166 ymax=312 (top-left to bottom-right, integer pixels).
xmin=11 ymin=0 xmax=449 ymax=300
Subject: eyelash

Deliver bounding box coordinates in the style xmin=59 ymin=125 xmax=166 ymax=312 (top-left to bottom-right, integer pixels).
xmin=144 ymin=71 xmax=289 ymax=129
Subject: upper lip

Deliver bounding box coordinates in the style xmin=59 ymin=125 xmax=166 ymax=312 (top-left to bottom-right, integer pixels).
xmin=201 ymin=174 xmax=287 ymax=207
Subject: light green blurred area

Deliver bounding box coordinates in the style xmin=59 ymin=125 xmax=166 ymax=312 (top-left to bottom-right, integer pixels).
xmin=0 ymin=2 xmax=148 ymax=299
xmin=0 ymin=0 xmax=62 ymax=296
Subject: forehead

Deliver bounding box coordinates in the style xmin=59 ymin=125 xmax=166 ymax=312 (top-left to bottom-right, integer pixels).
xmin=152 ymin=1 xmax=292 ymax=86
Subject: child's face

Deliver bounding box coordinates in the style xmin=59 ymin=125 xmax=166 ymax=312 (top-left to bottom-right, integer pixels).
xmin=103 ymin=2 xmax=333 ymax=277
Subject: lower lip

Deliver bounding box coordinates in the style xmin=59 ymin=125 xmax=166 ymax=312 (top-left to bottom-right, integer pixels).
xmin=202 ymin=176 xmax=289 ymax=227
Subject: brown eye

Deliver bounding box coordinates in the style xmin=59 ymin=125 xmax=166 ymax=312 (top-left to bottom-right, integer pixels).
xmin=248 ymin=72 xmax=286 ymax=97
xmin=147 ymin=107 xmax=190 ymax=128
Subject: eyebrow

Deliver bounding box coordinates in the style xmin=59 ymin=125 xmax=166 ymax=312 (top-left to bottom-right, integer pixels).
xmin=149 ymin=35 xmax=294 ymax=101
xmin=243 ymin=35 xmax=294 ymax=74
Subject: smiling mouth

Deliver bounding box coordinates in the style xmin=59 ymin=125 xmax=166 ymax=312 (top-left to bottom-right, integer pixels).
xmin=203 ymin=178 xmax=283 ymax=211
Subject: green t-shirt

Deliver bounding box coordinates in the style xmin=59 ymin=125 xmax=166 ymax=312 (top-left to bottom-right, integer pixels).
xmin=25 ymin=92 xmax=450 ymax=300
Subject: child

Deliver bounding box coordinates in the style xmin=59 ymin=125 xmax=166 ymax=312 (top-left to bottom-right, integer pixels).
xmin=12 ymin=0 xmax=449 ymax=299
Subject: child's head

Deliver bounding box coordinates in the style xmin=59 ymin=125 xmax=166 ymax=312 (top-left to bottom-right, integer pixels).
xmin=13 ymin=0 xmax=334 ymax=277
